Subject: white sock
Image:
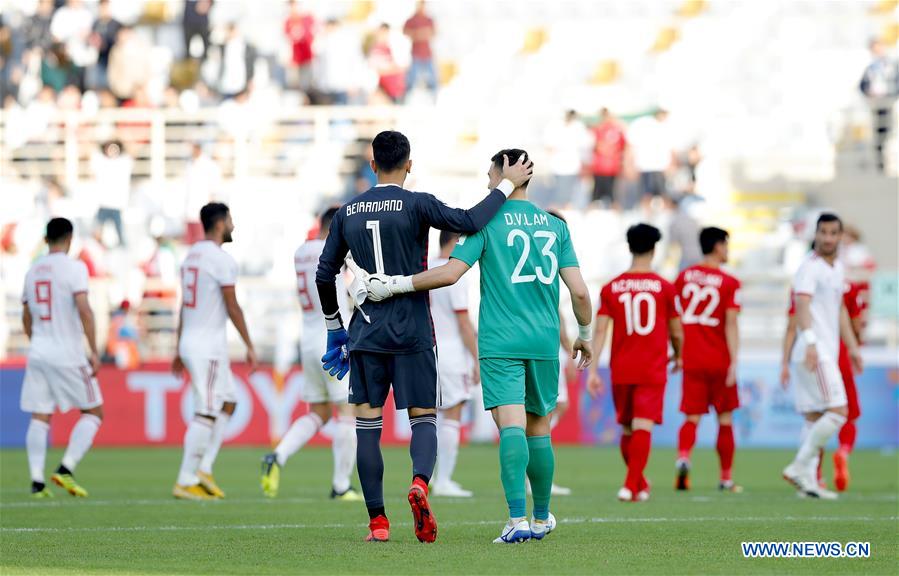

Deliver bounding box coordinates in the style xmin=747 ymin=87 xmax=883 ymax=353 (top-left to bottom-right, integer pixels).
xmin=436 ymin=416 xmax=461 ymax=485
xmin=177 ymin=418 xmax=214 ymax=486
xmin=331 ymin=415 xmax=356 ymax=494
xmin=274 ymin=412 xmax=323 ymax=467
xmin=26 ymin=419 xmax=50 ymax=483
xmin=199 ymin=411 xmax=231 ymax=475
xmin=61 ymin=414 xmax=102 ymax=472
xmin=794 ymin=412 xmax=847 ymax=472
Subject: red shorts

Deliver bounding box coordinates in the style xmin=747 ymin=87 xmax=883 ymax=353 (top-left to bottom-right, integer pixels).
xmin=612 ymin=383 xmax=665 ymax=425
xmin=680 ymin=369 xmax=740 ymax=415
xmin=838 ymin=348 xmax=861 ymax=421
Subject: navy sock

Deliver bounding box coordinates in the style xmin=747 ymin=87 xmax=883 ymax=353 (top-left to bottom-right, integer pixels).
xmin=409 ymin=414 xmax=437 ymax=485
xmin=356 ymin=417 xmax=384 ymax=517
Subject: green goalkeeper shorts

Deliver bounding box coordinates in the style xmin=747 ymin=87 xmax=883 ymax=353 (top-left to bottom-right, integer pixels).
xmin=479 ymin=357 xmax=560 ymax=416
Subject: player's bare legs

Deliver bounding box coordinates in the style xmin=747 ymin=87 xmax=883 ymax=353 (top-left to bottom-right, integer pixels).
xmin=407 ymin=405 xmax=438 ymax=543
xmin=198 ymin=401 xmax=235 ymax=498
xmin=675 ymin=414 xmax=701 ymax=491
xmin=525 ymin=412 xmax=557 ymax=540
xmin=715 ymin=411 xmax=741 ymax=492
xmin=355 ymin=403 xmax=389 ymax=541
xmin=26 ymin=413 xmax=52 ymax=497
xmin=834 ymin=416 xmax=856 ymax=492
xmin=174 ymin=412 xmax=216 ymax=500
xmin=620 ymin=417 xmax=653 ymax=502
xmin=434 ymin=402 xmax=472 ymax=497
xmin=51 ymin=405 xmax=103 ymax=498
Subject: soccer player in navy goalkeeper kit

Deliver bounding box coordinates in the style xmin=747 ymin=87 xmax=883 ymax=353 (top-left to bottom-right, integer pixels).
xmin=315 ymin=130 xmax=532 ymax=542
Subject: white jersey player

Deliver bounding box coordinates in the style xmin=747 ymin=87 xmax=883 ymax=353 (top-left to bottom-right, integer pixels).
xmin=20 ymin=218 xmax=103 ymax=498
xmin=261 ymin=208 xmax=361 ymax=501
xmin=172 ymin=203 xmax=257 ymax=501
xmin=429 ymin=231 xmax=479 ymax=497
xmin=782 ymin=213 xmax=862 ymax=499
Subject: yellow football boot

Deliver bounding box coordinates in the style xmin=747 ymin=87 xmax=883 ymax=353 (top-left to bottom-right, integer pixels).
xmin=260 ymin=453 xmax=280 ymax=498
xmin=51 ymin=472 xmax=88 ymax=497
xmin=197 ymin=471 xmax=225 ymax=499
xmin=173 ymin=483 xmax=214 ymax=501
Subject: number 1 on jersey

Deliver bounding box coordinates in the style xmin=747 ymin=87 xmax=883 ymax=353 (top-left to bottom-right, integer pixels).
xmin=366 ymin=220 xmax=385 ymax=274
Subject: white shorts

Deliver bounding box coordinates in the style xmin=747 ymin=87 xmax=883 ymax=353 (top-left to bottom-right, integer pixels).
xmin=438 ymin=368 xmax=472 ymax=409
xmin=301 ymin=345 xmax=349 ymax=404
xmin=21 ymin=358 xmax=103 ymax=414
xmin=557 ymin=348 xmax=569 ymax=404
xmin=792 ymin=357 xmax=847 ymax=414
xmin=184 ymin=356 xmax=236 ymax=417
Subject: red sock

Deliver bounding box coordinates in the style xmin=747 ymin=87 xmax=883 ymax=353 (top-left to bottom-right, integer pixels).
xmin=620 ymin=432 xmax=631 ymax=465
xmin=838 ymin=420 xmax=856 ymax=454
xmin=716 ymin=424 xmax=735 ymax=482
xmin=816 ymin=448 xmax=824 ymax=482
xmin=678 ymin=420 xmax=697 ymax=461
xmin=625 ymin=430 xmax=651 ymax=494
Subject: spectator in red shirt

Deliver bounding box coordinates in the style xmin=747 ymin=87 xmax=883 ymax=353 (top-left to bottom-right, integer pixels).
xmin=368 ymin=24 xmax=405 ymax=103
xmin=403 ymin=1 xmax=437 ymax=100
xmin=590 ymin=108 xmax=627 ymax=208
xmin=284 ymin=0 xmax=315 ymax=92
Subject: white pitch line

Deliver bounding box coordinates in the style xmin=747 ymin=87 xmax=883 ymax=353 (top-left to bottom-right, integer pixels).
xmin=0 ymin=496 xmax=486 ymax=509
xmin=2 ymin=516 xmax=896 ymax=534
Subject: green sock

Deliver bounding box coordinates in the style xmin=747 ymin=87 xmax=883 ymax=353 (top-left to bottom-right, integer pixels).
xmin=499 ymin=426 xmax=529 ymax=519
xmin=526 ymin=435 xmax=554 ymax=521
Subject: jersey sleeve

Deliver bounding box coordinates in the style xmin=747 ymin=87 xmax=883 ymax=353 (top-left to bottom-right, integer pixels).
xmin=727 ymin=276 xmax=742 ymax=311
xmin=212 ymin=253 xmax=238 ymax=288
xmin=416 ymin=190 xmax=505 ymax=234
xmin=450 ymin=230 xmax=486 ymax=267
xmin=673 ymin=271 xmax=685 ymax=315
xmin=558 ymin=223 xmax=579 ymax=268
xmin=792 ymin=261 xmax=816 ymax=296
xmin=664 ymin=281 xmax=679 ymax=319
xmin=449 ymin=274 xmax=469 ymax=312
xmin=597 ymin=283 xmax=613 ymax=318
xmin=71 ymin=261 xmax=90 ymax=296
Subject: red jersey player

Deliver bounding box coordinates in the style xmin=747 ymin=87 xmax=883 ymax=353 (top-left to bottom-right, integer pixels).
xmin=782 ymin=282 xmax=863 ymax=491
xmin=673 ymin=227 xmax=742 ymax=493
xmin=586 ymin=224 xmax=683 ymax=502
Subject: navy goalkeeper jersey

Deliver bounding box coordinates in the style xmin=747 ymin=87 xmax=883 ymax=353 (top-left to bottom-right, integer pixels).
xmin=317 ymin=184 xmax=506 ymax=354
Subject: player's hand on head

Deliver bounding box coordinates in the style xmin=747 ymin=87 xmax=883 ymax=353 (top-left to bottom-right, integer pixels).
xmin=572 ymin=338 xmax=592 ymax=369
xmin=501 ymin=153 xmax=534 ymax=188
xmin=586 ymin=371 xmax=603 ymax=399
xmin=172 ymin=355 xmax=185 ymax=376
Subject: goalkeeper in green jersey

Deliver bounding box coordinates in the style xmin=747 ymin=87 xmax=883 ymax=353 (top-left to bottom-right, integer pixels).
xmin=364 ymin=149 xmax=593 ymax=543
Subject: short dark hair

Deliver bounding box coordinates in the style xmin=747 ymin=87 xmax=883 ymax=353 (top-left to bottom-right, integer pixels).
xmin=439 ymin=230 xmax=459 ymax=248
xmin=320 ymin=206 xmax=339 ymax=231
xmin=816 ymin=212 xmax=842 ymax=231
xmin=626 ymin=223 xmax=662 ymax=255
xmin=371 ymin=130 xmax=411 ymax=172
xmin=490 ymin=148 xmax=531 ymax=188
xmin=200 ymin=202 xmax=230 ymax=233
xmin=46 ymin=218 xmax=73 ymax=243
xmin=699 ymin=226 xmax=729 ymax=255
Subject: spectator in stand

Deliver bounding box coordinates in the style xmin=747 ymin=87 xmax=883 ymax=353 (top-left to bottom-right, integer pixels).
xmin=666 ymin=196 xmax=703 ymax=271
xmin=284 ymin=0 xmax=315 ymax=93
xmin=91 ymin=140 xmax=133 ymax=247
xmin=49 ymin=0 xmax=95 ymax=89
xmin=313 ymin=19 xmax=363 ymax=105
xmin=218 ymin=23 xmax=255 ymax=99
xmin=628 ymin=108 xmax=676 ymax=206
xmin=24 ymin=0 xmax=56 ymax=52
xmin=368 ymin=23 xmax=405 ymax=104
xmin=183 ymin=143 xmax=222 ymax=244
xmin=183 ymin=0 xmax=213 ymax=60
xmin=403 ymin=1 xmax=437 ymax=100
xmin=544 ymin=110 xmax=591 ymax=208
xmin=87 ymin=0 xmax=121 ymax=90
xmin=590 ymin=107 xmax=627 ymax=209
xmin=859 ymin=39 xmax=898 ymax=173
xmin=108 ymin=26 xmax=151 ymax=102
xmin=41 ymin=42 xmax=80 ymax=93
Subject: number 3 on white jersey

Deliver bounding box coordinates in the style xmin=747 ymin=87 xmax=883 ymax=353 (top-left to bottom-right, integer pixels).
xmin=619 ymin=292 xmax=656 ymax=336
xmin=680 ymin=282 xmax=720 ymax=326
xmin=507 ymin=229 xmax=558 ymax=284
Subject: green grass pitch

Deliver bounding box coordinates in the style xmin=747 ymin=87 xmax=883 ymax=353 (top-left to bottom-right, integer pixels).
xmin=1 ymin=445 xmax=896 ymax=575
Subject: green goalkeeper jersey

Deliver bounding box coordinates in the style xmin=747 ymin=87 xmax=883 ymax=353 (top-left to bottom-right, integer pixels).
xmin=451 ymin=199 xmax=579 ymax=360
